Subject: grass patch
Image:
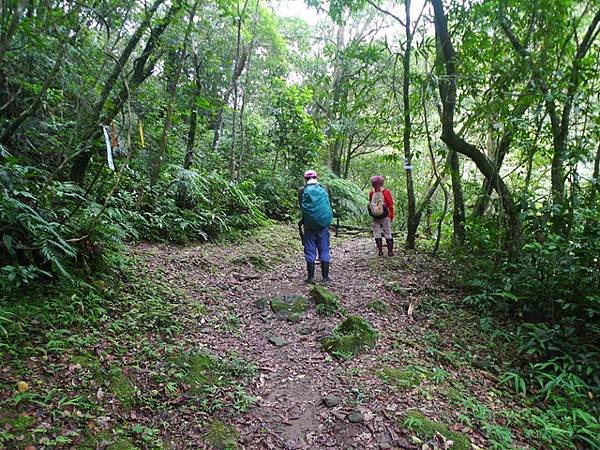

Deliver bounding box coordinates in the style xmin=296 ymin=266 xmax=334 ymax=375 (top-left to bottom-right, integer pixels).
xmin=403 ymin=410 xmax=471 ymax=450
xmin=172 ymin=351 xmax=256 ymax=413
xmin=367 ymin=299 xmax=389 ymax=314
xmin=378 ymin=365 xmax=430 ymax=389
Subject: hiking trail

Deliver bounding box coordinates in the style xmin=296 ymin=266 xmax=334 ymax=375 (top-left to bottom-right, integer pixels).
xmin=132 ymin=223 xmax=522 ymax=449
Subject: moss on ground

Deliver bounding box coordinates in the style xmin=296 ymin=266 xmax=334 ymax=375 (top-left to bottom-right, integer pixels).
xmin=321 ymin=316 xmax=378 ymax=359
xmin=367 ymin=299 xmax=389 ymax=314
xmin=403 ymin=410 xmax=471 ymax=450
xmin=231 ymin=254 xmax=268 ymax=271
xmin=270 ymin=295 xmax=310 ymax=323
xmin=310 ymin=284 xmax=340 ymax=316
xmin=206 ymin=420 xmax=239 ymax=449
xmin=108 ymin=367 xmax=137 ymax=408
xmin=378 ymin=365 xmax=429 ymax=389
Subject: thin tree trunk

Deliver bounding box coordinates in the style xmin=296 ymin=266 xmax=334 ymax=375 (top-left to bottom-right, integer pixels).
xmin=403 ymin=0 xmax=417 ymax=250
xmin=449 ymin=149 xmax=465 ymax=245
xmin=0 ymin=0 xmax=30 ymax=65
xmin=184 ymin=59 xmax=202 ymax=169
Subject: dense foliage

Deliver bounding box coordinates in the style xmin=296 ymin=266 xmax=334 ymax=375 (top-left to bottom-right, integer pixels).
xmin=1 ymin=0 xmax=599 ymax=447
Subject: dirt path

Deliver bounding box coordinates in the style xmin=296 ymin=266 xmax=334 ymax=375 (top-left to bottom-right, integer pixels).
xmin=134 ymin=224 xmax=497 ymax=449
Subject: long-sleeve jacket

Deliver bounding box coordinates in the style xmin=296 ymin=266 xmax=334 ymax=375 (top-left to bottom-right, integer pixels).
xmin=369 ymin=188 xmax=394 ymax=221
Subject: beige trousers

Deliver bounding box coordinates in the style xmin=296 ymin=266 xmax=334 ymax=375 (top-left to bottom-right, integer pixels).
xmin=372 ymin=217 xmax=392 ymax=239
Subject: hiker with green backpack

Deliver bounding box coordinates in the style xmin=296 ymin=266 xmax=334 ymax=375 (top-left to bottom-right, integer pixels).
xmin=368 ymin=175 xmax=394 ymax=256
xmin=299 ymin=170 xmax=333 ymax=283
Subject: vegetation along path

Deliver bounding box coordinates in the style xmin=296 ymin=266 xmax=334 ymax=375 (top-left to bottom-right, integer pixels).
xmin=126 ymin=224 xmax=535 ymax=449
xmin=2 ymin=223 xmax=585 ymax=449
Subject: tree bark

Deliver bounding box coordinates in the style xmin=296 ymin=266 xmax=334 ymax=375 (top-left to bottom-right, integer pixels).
xmin=184 ymin=55 xmax=202 ymax=170
xmin=449 ymin=149 xmax=465 ymax=245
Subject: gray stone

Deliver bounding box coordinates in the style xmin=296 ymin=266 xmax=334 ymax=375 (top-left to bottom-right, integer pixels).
xmin=253 ymin=297 xmax=269 ymax=309
xmin=322 ymin=395 xmax=340 ymax=407
xmin=472 ymin=357 xmax=492 ymax=370
xmin=270 ymin=295 xmax=310 ymax=323
xmin=298 ymin=326 xmax=312 ymax=335
xmin=347 ymin=412 xmax=364 ymax=423
xmin=268 ymin=336 xmax=289 ymax=346
xmin=332 ymin=411 xmax=347 ymax=421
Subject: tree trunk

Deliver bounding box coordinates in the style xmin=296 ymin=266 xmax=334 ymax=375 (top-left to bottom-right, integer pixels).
xmin=431 ymin=0 xmax=521 ymax=245
xmin=403 ymin=0 xmax=417 ymax=250
xmin=150 ymin=0 xmax=198 ymax=185
xmin=328 ymin=22 xmax=346 ymax=176
xmin=449 ymin=149 xmax=465 ymax=245
xmin=183 ymin=64 xmax=202 ymax=169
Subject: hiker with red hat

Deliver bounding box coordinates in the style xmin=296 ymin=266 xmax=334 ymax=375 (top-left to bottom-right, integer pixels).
xmin=368 ymin=175 xmax=394 ymax=256
xmin=298 ymin=170 xmax=333 ymax=283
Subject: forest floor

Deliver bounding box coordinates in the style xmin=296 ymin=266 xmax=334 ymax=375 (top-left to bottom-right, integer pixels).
xmin=1 ymin=223 xmax=539 ymax=449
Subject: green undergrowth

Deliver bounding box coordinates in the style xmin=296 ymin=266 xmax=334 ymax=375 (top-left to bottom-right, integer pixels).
xmin=166 ymin=351 xmax=257 ymax=413
xmin=383 ymin=278 xmax=600 ymax=449
xmin=0 ymin=245 xmax=256 ymax=448
xmin=403 ymin=410 xmax=471 ymax=450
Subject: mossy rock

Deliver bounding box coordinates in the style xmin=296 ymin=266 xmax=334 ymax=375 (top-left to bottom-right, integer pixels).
xmin=206 ymin=420 xmax=239 ymax=449
xmin=403 ymin=410 xmax=471 ymax=450
xmin=270 ymin=295 xmax=310 ymax=323
xmin=378 ymin=366 xmax=429 ymax=389
xmin=321 ymin=316 xmax=378 ymax=359
xmin=108 ymin=368 xmax=137 ymax=408
xmin=367 ymin=299 xmax=389 ymax=314
xmin=231 ymin=254 xmax=268 ymax=271
xmin=310 ymin=285 xmax=340 ymax=316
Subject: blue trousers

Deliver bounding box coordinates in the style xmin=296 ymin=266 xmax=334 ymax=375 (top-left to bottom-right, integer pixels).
xmin=303 ymin=227 xmax=330 ymax=263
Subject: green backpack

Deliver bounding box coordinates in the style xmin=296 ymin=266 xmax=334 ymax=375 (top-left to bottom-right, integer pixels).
xmin=301 ymin=184 xmax=333 ymax=230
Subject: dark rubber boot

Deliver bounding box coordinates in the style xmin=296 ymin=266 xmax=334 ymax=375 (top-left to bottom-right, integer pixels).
xmin=386 ymin=238 xmax=394 ymax=256
xmin=375 ymin=238 xmax=384 ymax=256
xmin=321 ymin=262 xmax=331 ymax=282
xmin=304 ymin=262 xmax=315 ymax=283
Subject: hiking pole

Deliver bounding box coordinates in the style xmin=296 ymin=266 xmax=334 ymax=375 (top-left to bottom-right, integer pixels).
xmin=298 ymin=220 xmax=304 ymax=243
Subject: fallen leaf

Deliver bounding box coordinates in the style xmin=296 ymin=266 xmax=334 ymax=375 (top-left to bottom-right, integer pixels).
xmin=17 ymin=381 xmax=29 ymax=393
